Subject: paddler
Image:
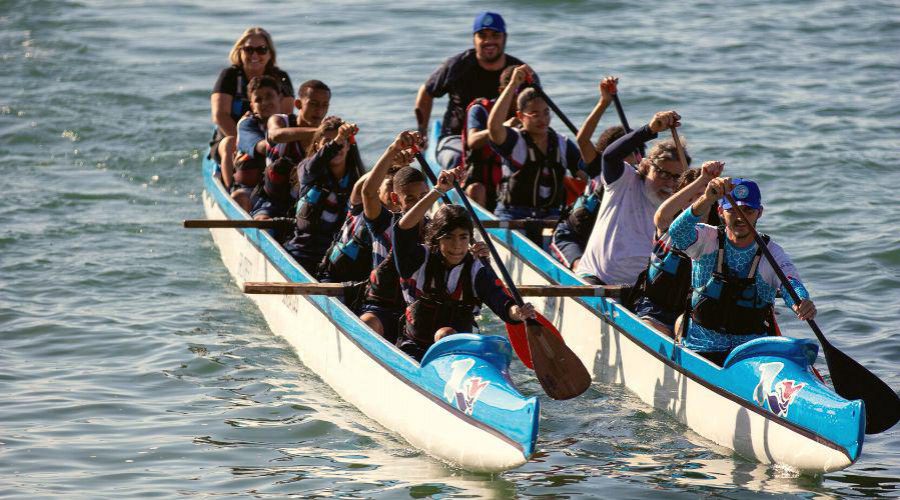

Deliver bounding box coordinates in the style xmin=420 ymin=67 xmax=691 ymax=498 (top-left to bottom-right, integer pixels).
xmin=627 ymin=163 xmax=723 ymax=337
xmin=392 ymin=166 xmax=537 ymax=361
xmin=231 ymin=75 xmax=283 ymax=212
xmin=414 ymin=11 xmax=535 ymax=170
xmin=576 ymin=110 xmax=689 ymax=285
xmin=668 ymin=177 xmax=817 ymax=365
xmin=487 ymin=65 xmax=594 ymax=245
xmin=283 ymin=117 xmax=365 ymax=274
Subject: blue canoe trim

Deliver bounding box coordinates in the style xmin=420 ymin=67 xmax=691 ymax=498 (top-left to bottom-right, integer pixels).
xmin=201 ymin=153 xmax=538 ymax=458
xmin=426 ymin=121 xmax=862 ymax=463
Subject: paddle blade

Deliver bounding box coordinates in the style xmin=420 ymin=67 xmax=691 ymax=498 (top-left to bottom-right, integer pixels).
xmin=506 ymin=313 xmax=560 ymax=370
xmin=821 ymin=341 xmax=900 ymax=434
xmin=526 ymin=319 xmax=592 ymax=400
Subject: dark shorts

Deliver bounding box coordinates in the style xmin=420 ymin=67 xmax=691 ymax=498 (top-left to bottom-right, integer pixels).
xmin=208 ymin=129 xmax=225 ymax=164
xmin=360 ymin=303 xmax=402 ymax=344
xmin=633 ymin=296 xmax=677 ymax=330
xmin=395 ymin=336 xmax=430 ymax=362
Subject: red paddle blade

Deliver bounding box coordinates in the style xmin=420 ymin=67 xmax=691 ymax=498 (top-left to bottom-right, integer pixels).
xmin=506 ymin=313 xmax=561 ymax=370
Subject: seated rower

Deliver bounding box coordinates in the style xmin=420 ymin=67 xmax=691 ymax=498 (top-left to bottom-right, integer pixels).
xmin=283 ymin=117 xmax=364 ymax=274
xmin=358 ymin=132 xmax=430 ymax=341
xmin=392 ymin=167 xmax=536 ymax=361
xmin=251 ymin=80 xmax=332 ymax=221
xmin=628 ymin=162 xmax=724 ymax=337
xmin=232 ymin=75 xmax=283 ymax=211
xmin=318 ymin=136 xmax=416 ymax=284
xmin=488 ymin=65 xmax=595 ymax=246
xmin=460 ymin=65 xmax=523 ymax=210
xmin=576 ymin=110 xmax=688 ymax=285
xmin=668 ymin=177 xmax=817 ymax=365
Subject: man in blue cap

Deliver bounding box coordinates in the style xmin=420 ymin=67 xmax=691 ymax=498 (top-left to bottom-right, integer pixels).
xmin=667 ymin=176 xmax=818 ymax=365
xmin=414 ymin=11 xmax=533 ymax=170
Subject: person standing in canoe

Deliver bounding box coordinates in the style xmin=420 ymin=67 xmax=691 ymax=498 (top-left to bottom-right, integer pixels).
xmin=283 ymin=117 xmax=365 ymax=274
xmin=414 ymin=11 xmax=535 ymax=170
xmin=487 ymin=65 xmax=595 ymax=245
xmin=392 ymin=167 xmax=537 ymax=361
xmin=668 ymin=177 xmax=817 ymax=365
xmin=210 ymin=27 xmax=294 ymax=192
xmin=575 ymin=110 xmax=688 ymax=285
xmin=627 ymin=163 xmax=724 ymax=337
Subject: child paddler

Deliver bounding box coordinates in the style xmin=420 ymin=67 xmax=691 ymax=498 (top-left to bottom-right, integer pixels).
xmin=392 ymin=167 xmax=536 ymax=361
xmin=668 ymin=177 xmax=817 ymax=365
xmin=357 ymin=132 xmax=430 ymax=340
xmin=627 ymin=163 xmax=724 ymax=337
xmin=487 ymin=65 xmax=596 ymax=245
xmin=283 ymin=117 xmax=364 ymax=274
xmin=550 ymin=77 xmax=628 ymax=269
xmin=232 ymin=75 xmax=283 ymax=212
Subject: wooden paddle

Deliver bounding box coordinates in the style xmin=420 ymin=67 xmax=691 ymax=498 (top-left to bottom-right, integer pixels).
xmin=184 ymin=218 xmax=293 ymax=229
xmin=414 ymin=151 xmax=591 ymax=400
xmin=671 ymin=127 xmax=900 ymax=434
xmin=244 ymin=281 xmax=627 ymax=298
xmin=525 ymin=75 xmax=578 ymax=135
xmin=185 ymin=218 xmax=556 ymax=230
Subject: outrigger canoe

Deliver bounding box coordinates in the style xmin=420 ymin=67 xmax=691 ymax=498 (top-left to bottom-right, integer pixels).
xmin=425 ymin=120 xmax=864 ymax=474
xmin=197 ymin=151 xmax=539 ymax=472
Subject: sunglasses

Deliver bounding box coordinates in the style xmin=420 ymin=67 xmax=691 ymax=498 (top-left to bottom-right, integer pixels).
xmin=241 ymin=45 xmax=269 ymax=55
xmin=652 ymin=164 xmax=682 ymax=182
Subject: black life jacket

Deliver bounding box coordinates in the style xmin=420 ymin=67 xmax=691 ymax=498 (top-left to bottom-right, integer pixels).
xmin=566 ymin=179 xmax=604 ymax=239
xmin=266 ymin=113 xmax=306 ymax=165
xmin=319 ymin=208 xmax=374 ymax=283
xmin=630 ymin=235 xmax=693 ymax=313
xmin=402 ymin=253 xmax=481 ymax=346
xmin=690 ymin=227 xmax=773 ymax=336
xmin=461 ymin=98 xmax=504 ymax=191
xmin=231 ymin=69 xmax=247 ymax=120
xmin=294 ymin=172 xmax=354 ymax=244
xmin=364 ymin=254 xmax=405 ymax=310
xmin=232 ymin=150 xmax=265 ymax=188
xmin=500 ymin=128 xmax=567 ymax=209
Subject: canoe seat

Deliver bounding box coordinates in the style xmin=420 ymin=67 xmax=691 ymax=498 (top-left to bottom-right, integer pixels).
xmin=420 ymin=334 xmax=512 ymax=371
xmin=723 ymin=336 xmax=819 ymax=369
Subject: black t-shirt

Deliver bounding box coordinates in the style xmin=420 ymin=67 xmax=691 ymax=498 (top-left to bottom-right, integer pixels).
xmin=213 ymin=65 xmax=294 ymax=122
xmin=424 ymin=49 xmax=527 ymax=138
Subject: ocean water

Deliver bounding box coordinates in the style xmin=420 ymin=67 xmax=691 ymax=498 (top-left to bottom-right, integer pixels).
xmin=1 ymin=0 xmax=898 ymax=497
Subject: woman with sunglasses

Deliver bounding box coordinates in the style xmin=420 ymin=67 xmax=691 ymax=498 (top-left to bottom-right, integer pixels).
xmin=486 ymin=65 xmax=595 ymax=246
xmin=210 ymin=27 xmax=294 ymax=192
xmin=575 ymin=109 xmax=689 ymax=287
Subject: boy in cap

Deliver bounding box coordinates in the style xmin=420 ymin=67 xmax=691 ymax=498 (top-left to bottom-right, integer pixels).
xmin=667 ymin=177 xmax=817 ymax=365
xmin=414 ymin=11 xmax=534 ymax=170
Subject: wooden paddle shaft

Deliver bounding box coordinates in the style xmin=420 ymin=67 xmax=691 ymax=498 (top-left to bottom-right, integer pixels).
xmin=243 ymin=281 xmax=626 ymax=298
xmin=481 ymin=219 xmax=557 ymax=229
xmin=183 ymin=218 xmax=293 ymax=229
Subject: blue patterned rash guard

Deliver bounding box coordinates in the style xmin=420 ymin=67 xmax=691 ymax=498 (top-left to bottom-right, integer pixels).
xmin=668 ymin=209 xmax=810 ymax=353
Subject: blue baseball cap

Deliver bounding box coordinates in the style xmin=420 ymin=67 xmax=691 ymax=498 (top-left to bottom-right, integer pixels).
xmin=473 ymin=12 xmax=506 ymax=34
xmin=720 ymin=178 xmax=763 ymax=210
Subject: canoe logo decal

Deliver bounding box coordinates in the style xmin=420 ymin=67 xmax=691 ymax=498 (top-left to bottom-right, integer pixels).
xmin=753 ymin=362 xmax=806 ymax=417
xmin=445 ymin=359 xmax=490 ymax=415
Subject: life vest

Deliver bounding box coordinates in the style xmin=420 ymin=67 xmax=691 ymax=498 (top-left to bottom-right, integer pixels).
xmin=232 ymin=150 xmax=265 ymax=187
xmin=320 ymin=209 xmax=374 ymax=283
xmin=231 ymin=70 xmax=247 ymax=120
xmin=500 ymin=128 xmax=567 ymax=209
xmin=294 ymin=173 xmax=353 ymax=241
xmin=365 ymin=254 xmax=405 ymax=310
xmin=633 ymin=235 xmax=693 ymax=313
xmin=461 ymin=98 xmax=504 ymax=190
xmin=402 ymin=252 xmax=481 ymax=346
xmin=690 ymin=227 xmax=773 ymax=336
xmin=266 ymin=113 xmax=306 ymax=166
xmin=566 ymin=179 xmax=604 ymax=239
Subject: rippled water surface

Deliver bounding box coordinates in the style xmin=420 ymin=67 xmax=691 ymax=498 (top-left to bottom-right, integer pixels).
xmin=2 ymin=0 xmax=898 ymax=497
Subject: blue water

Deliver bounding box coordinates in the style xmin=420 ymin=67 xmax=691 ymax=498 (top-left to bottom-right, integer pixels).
xmin=2 ymin=0 xmax=898 ymax=496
